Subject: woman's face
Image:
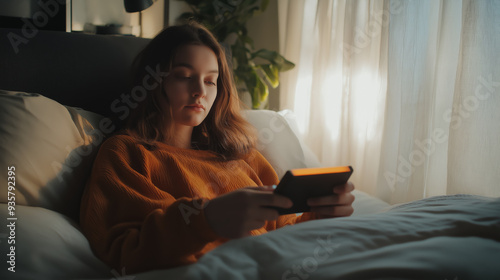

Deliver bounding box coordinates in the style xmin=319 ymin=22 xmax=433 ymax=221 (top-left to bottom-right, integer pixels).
xmin=161 ymin=44 xmax=219 ymax=127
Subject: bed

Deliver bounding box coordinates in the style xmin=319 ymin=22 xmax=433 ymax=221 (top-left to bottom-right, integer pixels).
xmin=0 ymin=28 xmax=499 ymax=280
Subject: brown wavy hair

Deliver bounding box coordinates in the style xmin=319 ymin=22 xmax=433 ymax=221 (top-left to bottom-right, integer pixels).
xmin=124 ymin=22 xmax=256 ymax=159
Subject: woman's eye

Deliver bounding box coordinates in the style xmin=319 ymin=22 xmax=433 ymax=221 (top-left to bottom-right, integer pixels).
xmin=175 ymin=74 xmax=191 ymax=80
xmin=205 ymin=81 xmax=216 ymax=86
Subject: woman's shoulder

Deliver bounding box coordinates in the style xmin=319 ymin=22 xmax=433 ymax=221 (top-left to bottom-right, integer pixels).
xmin=100 ymin=132 xmax=139 ymax=150
xmin=97 ymin=131 xmax=158 ymax=159
xmin=95 ymin=132 xmax=170 ymax=167
xmin=241 ymin=148 xmax=279 ymax=182
xmin=241 ymin=148 xmax=271 ymax=166
xmin=99 ymin=131 xmax=211 ymax=157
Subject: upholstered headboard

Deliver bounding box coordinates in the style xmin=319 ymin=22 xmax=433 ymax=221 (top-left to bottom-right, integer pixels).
xmin=0 ymin=28 xmax=150 ymax=117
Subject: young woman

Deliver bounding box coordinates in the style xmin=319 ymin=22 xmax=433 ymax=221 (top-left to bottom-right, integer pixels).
xmin=80 ymin=22 xmax=355 ymax=274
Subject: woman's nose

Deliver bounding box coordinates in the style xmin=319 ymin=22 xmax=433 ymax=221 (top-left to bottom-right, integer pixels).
xmin=191 ymin=79 xmax=206 ymax=98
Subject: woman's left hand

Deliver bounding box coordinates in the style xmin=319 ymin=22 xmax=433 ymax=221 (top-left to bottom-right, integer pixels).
xmin=307 ymin=181 xmax=355 ymax=218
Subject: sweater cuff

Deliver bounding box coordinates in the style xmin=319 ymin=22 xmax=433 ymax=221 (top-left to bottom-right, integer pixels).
xmin=187 ymin=198 xmax=225 ymax=243
xmin=296 ymin=211 xmax=319 ymax=223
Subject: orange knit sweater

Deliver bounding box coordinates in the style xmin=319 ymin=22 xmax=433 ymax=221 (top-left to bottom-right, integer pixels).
xmin=80 ymin=134 xmax=315 ymax=274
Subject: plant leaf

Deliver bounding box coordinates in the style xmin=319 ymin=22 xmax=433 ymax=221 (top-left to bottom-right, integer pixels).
xmin=244 ymin=68 xmax=259 ymax=108
xmin=279 ymin=57 xmax=295 ymax=72
xmin=253 ymin=68 xmax=269 ymax=107
xmin=242 ymin=68 xmax=268 ymax=108
xmin=184 ymin=0 xmax=203 ymax=6
xmin=251 ymin=49 xmax=276 ymax=61
xmin=252 ymin=49 xmax=295 ymax=72
xmin=260 ymin=0 xmax=270 ymax=11
xmin=256 ymin=75 xmax=269 ymax=107
xmin=240 ymin=34 xmax=254 ymax=48
xmin=259 ymin=64 xmax=279 ymax=88
xmin=241 ymin=0 xmax=258 ymax=8
xmin=240 ymin=6 xmax=260 ymax=23
xmin=178 ymin=12 xmax=195 ymax=21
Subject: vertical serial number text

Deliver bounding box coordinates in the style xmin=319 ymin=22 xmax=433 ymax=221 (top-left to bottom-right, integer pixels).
xmin=7 ymin=165 xmax=17 ymax=273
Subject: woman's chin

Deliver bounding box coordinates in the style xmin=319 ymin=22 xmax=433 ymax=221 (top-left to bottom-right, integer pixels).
xmin=178 ymin=118 xmax=205 ymax=127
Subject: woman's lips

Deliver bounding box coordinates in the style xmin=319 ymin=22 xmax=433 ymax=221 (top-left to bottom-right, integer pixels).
xmin=185 ymin=104 xmax=205 ymax=112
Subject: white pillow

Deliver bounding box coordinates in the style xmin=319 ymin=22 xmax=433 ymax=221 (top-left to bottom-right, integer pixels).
xmin=243 ymin=109 xmax=307 ymax=178
xmin=278 ymin=109 xmax=323 ymax=168
xmin=0 ymin=204 xmax=111 ymax=279
xmin=0 ymin=90 xmax=108 ymax=221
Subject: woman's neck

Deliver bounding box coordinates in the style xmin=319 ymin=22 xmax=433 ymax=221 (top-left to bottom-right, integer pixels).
xmin=169 ymin=124 xmax=194 ymax=149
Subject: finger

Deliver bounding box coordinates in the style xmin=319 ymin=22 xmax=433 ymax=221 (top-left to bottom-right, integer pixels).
xmin=310 ymin=205 xmax=354 ymax=217
xmin=253 ymin=207 xmax=280 ymax=221
xmin=244 ymin=186 xmax=275 ymax=192
xmin=257 ymin=193 xmax=293 ymax=209
xmin=338 ymin=192 xmax=356 ymax=205
xmin=307 ymin=195 xmax=340 ymax=207
xmin=333 ymin=181 xmax=355 ymax=194
xmin=263 ymin=185 xmax=277 ymax=191
xmin=310 ymin=192 xmax=356 ymax=207
xmin=235 ymin=230 xmax=252 ymax=239
xmin=246 ymin=219 xmax=267 ymax=231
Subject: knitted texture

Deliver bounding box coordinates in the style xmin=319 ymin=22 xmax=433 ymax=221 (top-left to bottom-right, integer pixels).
xmin=80 ymin=134 xmax=314 ymax=273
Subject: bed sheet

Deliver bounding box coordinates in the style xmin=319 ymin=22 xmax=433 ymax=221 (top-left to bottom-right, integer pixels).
xmin=94 ymin=194 xmax=500 ymax=280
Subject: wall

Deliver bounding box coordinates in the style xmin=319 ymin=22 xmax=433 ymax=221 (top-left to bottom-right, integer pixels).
xmin=71 ymin=0 xmax=164 ymax=38
xmin=167 ymin=0 xmax=190 ymax=26
xmin=141 ymin=0 xmax=165 ymax=38
xmin=0 ymin=0 xmax=67 ymax=31
xmin=0 ymin=0 xmax=35 ymax=18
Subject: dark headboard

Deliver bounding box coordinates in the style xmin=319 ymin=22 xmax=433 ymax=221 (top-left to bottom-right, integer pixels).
xmin=0 ymin=28 xmax=150 ymax=117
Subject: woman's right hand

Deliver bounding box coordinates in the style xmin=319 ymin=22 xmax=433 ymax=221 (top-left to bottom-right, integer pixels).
xmin=204 ymin=186 xmax=293 ymax=239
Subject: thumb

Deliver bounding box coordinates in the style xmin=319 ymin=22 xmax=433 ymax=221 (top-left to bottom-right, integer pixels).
xmin=244 ymin=185 xmax=276 ymax=192
xmin=260 ymin=185 xmax=276 ymax=191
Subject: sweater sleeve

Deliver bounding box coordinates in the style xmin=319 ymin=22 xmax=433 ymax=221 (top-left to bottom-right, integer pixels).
xmin=243 ymin=150 xmax=318 ymax=230
xmin=79 ymin=136 xmax=224 ymax=274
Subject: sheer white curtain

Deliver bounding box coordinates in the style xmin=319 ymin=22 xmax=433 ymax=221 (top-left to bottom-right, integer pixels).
xmin=278 ymin=0 xmax=500 ymax=204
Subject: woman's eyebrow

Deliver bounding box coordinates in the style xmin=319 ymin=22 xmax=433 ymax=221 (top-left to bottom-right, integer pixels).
xmin=172 ymin=62 xmax=218 ymax=74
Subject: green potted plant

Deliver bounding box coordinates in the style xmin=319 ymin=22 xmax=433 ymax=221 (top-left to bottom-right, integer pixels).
xmin=178 ymin=0 xmax=295 ymax=109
